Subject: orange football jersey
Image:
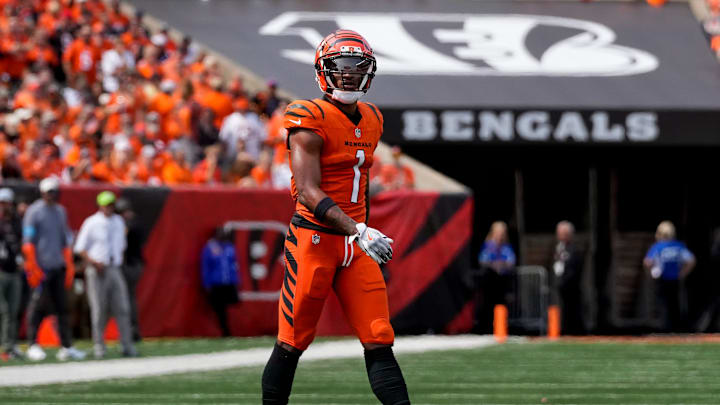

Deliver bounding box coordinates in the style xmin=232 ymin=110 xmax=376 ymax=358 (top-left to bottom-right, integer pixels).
xmin=284 ymin=98 xmax=383 ymax=226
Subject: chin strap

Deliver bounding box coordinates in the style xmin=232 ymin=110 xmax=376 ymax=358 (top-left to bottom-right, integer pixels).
xmin=331 ymin=90 xmax=365 ymax=104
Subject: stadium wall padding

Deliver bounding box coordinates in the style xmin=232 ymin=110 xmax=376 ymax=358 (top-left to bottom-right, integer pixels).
xmin=10 ymin=184 xmax=474 ymax=337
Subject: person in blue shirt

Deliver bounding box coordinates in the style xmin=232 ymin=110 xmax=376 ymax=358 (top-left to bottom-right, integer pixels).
xmin=201 ymin=226 xmax=241 ymax=337
xmin=479 ymin=221 xmax=516 ymax=275
xmin=475 ymin=221 xmax=517 ymax=333
xmin=644 ymin=221 xmax=695 ymax=332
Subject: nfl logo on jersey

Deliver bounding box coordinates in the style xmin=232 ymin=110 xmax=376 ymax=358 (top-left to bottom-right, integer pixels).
xmin=312 ymin=234 xmax=320 ymax=245
xmin=355 ymin=128 xmax=361 ymax=138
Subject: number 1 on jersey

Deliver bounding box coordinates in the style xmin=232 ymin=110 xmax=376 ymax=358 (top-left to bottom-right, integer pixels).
xmin=351 ymin=150 xmax=365 ymax=203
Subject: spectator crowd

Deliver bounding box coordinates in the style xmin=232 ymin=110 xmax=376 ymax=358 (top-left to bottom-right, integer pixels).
xmin=0 ymin=0 xmax=415 ymax=191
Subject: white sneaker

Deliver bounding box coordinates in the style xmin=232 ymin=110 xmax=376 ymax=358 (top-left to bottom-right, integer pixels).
xmin=57 ymin=346 xmax=86 ymax=361
xmin=27 ymin=344 xmax=46 ymax=361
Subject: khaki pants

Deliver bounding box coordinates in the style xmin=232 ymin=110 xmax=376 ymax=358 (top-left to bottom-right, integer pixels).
xmin=85 ymin=265 xmax=134 ymax=352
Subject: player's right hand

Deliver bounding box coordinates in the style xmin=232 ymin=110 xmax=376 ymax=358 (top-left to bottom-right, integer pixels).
xmin=351 ymin=223 xmax=394 ymax=264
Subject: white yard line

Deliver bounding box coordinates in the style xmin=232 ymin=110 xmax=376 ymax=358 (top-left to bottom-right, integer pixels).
xmin=0 ymin=335 xmax=498 ymax=387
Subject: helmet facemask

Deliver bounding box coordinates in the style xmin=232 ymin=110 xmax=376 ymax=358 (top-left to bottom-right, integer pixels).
xmin=316 ymin=55 xmax=376 ymax=104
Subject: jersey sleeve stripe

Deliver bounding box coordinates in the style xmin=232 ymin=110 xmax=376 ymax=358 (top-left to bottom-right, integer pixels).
xmin=285 ymin=111 xmax=308 ymax=119
xmin=308 ymin=99 xmax=325 ymax=119
xmin=285 ymin=249 xmax=298 ymax=276
xmin=283 ymin=269 xmax=295 ymax=298
xmin=287 ymin=103 xmax=316 ymax=119
xmin=282 ymin=290 xmax=294 ymax=313
xmin=366 ymin=102 xmax=381 ymax=122
xmin=286 ymin=227 xmax=297 ymax=246
xmin=282 ymin=308 xmax=294 ymax=326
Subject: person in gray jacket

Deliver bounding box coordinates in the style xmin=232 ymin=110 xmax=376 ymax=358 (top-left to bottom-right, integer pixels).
xmin=23 ymin=177 xmax=85 ymax=361
xmin=75 ymin=191 xmax=137 ymax=358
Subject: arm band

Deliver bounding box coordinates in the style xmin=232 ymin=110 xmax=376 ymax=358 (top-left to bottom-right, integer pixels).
xmin=314 ymin=197 xmax=337 ymax=221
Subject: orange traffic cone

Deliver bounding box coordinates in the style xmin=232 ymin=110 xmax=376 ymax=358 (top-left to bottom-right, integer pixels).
xmin=37 ymin=316 xmax=61 ymax=347
xmin=104 ymin=318 xmax=119 ymax=341
xmin=548 ymin=305 xmax=561 ymax=340
xmin=493 ymin=304 xmax=508 ymax=343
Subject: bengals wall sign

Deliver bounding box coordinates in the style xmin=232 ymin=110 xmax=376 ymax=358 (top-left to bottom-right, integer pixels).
xmin=378 ymin=108 xmax=720 ymax=146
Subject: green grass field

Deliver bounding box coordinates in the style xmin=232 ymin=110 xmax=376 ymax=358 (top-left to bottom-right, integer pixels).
xmin=2 ymin=340 xmax=720 ymax=404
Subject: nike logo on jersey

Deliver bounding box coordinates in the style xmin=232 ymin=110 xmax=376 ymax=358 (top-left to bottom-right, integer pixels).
xmin=289 ymin=118 xmax=302 ymax=125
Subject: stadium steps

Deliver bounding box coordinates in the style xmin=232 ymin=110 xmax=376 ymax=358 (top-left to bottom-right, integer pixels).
xmin=609 ymin=232 xmax=657 ymax=327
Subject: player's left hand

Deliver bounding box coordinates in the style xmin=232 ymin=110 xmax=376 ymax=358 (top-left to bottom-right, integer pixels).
xmin=351 ymin=223 xmax=394 ymax=264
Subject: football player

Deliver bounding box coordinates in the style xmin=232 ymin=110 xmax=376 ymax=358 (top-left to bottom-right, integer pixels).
xmin=261 ymin=30 xmax=410 ymax=404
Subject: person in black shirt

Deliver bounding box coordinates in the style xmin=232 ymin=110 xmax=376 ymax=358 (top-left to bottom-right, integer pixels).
xmin=116 ymin=198 xmax=144 ymax=342
xmin=0 ymin=188 xmax=23 ymax=359
xmin=551 ymin=221 xmax=586 ymax=335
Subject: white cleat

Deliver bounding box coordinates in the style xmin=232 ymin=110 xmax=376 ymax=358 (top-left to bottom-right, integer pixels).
xmin=57 ymin=346 xmax=86 ymax=361
xmin=27 ymin=344 xmax=46 ymax=361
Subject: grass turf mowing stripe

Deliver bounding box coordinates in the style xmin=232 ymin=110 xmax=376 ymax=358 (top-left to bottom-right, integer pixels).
xmin=0 ymin=335 xmax=497 ymax=387
xmin=3 ymin=340 xmax=720 ymax=404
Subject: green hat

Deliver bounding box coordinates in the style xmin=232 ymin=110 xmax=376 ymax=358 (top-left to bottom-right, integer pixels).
xmin=97 ymin=191 xmax=116 ymax=207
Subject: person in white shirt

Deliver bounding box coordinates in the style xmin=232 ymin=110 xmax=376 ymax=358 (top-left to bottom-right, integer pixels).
xmin=219 ymin=101 xmax=267 ymax=162
xmin=74 ymin=191 xmax=137 ymax=358
xmin=101 ymin=38 xmax=135 ymax=93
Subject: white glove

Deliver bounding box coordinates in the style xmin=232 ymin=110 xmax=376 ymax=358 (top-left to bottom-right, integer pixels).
xmin=350 ymin=223 xmax=394 ymax=264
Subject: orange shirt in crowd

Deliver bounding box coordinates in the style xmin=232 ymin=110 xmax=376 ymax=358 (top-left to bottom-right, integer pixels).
xmin=0 ymin=137 xmax=9 ymax=165
xmin=17 ymin=152 xmax=35 ymax=180
xmin=161 ymin=160 xmax=192 ymax=185
xmin=85 ymin=0 xmax=108 ymax=16
xmin=163 ymin=116 xmax=183 ymax=141
xmin=712 ymin=35 xmax=720 ymax=53
xmin=379 ymin=164 xmax=415 ymax=190
xmin=265 ymin=111 xmax=288 ymax=165
xmin=90 ymin=160 xmax=127 ymax=184
xmin=136 ymin=59 xmax=157 ymax=80
xmin=64 ymin=143 xmax=97 ymax=166
xmin=109 ymin=11 xmax=130 ymax=31
xmin=149 ymin=92 xmax=174 ymax=119
xmin=191 ymin=159 xmax=221 ymax=184
xmin=17 ymin=119 xmax=39 ymax=148
xmin=130 ymin=160 xmax=154 ymax=183
xmin=61 ymin=106 xmax=82 ymax=127
xmin=26 ymin=45 xmax=59 ymax=66
xmin=13 ymin=88 xmax=36 ymax=109
xmin=159 ymin=54 xmax=182 ymax=83
xmin=177 ymin=103 xmax=194 ymax=136
xmin=1 ymin=37 xmax=28 ymax=79
xmin=250 ymin=166 xmax=272 ymax=188
xmin=198 ymin=89 xmax=233 ymax=128
xmin=63 ymin=39 xmax=102 ymax=83
xmin=35 ymin=157 xmax=64 ymax=179
xmin=91 ymin=160 xmax=114 ymax=182
xmin=38 ymin=12 xmax=59 ymax=33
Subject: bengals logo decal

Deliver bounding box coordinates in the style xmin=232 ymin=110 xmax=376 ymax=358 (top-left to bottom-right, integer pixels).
xmin=260 ymin=12 xmax=658 ymax=77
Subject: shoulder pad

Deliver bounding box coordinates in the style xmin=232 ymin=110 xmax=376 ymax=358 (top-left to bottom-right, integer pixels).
xmin=284 ymin=99 xmax=325 ymax=132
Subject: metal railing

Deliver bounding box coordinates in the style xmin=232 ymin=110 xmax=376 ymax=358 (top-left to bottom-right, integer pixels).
xmin=507 ymin=266 xmax=550 ymax=335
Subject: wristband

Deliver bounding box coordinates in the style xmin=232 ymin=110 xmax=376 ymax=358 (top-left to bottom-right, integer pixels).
xmin=314 ymin=197 xmax=337 ymax=221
